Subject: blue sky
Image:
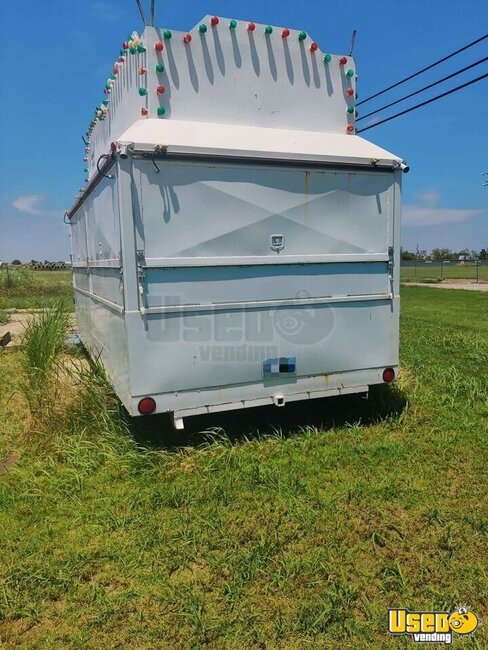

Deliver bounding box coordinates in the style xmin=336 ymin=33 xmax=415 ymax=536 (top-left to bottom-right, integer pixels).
xmin=0 ymin=0 xmax=487 ymax=261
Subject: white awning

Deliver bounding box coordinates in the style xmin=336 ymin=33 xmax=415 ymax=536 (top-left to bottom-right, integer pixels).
xmin=117 ymin=119 xmax=402 ymax=168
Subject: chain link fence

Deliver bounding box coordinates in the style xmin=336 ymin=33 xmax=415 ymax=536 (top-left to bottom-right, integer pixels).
xmin=401 ymin=260 xmax=488 ymax=284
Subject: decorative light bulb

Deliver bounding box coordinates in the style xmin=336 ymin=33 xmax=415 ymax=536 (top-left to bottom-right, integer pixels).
xmin=346 ymin=125 xmax=354 ymax=133
xmin=229 ymin=19 xmax=237 ymax=29
xmin=139 ymin=67 xmax=147 ymax=75
xmin=102 ymin=99 xmax=109 ymax=105
xmin=211 ymin=16 xmax=219 ymax=26
xmin=156 ymin=62 xmax=164 ymax=73
xmin=347 ymin=87 xmax=354 ymax=96
xmin=164 ymin=30 xmax=172 ymax=39
xmin=323 ymin=54 xmax=332 ymax=63
xmin=282 ymin=28 xmax=290 ymax=38
xmin=339 ymin=56 xmax=347 ymax=65
xmin=137 ymin=44 xmax=145 ymax=52
xmin=298 ymin=31 xmax=307 ymax=40
xmin=141 ymin=107 xmax=149 ymax=116
xmin=157 ymin=84 xmax=165 ymax=95
xmin=265 ymin=25 xmax=273 ymax=35
xmin=247 ymin=22 xmax=256 ymax=31
xmin=138 ymin=87 xmax=147 ymax=96
xmin=199 ymin=24 xmax=207 ymax=33
xmin=157 ymin=106 xmax=166 ymax=116
xmin=183 ymin=33 xmax=192 ymax=43
xmin=155 ymin=41 xmax=164 ymax=51
xmin=346 ymin=69 xmax=354 ymax=77
xmin=310 ymin=42 xmax=318 ymax=52
xmin=130 ymin=46 xmax=137 ymax=54
xmin=347 ymin=105 xmax=355 ymax=114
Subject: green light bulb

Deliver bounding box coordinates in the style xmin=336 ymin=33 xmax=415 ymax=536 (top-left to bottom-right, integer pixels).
xmin=84 ymin=168 xmax=88 ymax=172
xmin=157 ymin=106 xmax=166 ymax=116
xmin=347 ymin=105 xmax=355 ymax=114
xmin=102 ymin=99 xmax=109 ymax=105
xmin=230 ymin=19 xmax=237 ymax=29
xmin=119 ymin=49 xmax=126 ymax=56
xmin=138 ymin=87 xmax=147 ymax=96
xmin=156 ymin=62 xmax=165 ymax=73
xmin=128 ymin=35 xmax=133 ymax=41
xmin=323 ymin=54 xmax=332 ymax=63
xmin=346 ymin=69 xmax=354 ymax=77
xmin=199 ymin=24 xmax=207 ymax=33
xmin=265 ymin=25 xmax=273 ymax=35
xmin=299 ymin=31 xmax=307 ymax=40
xmin=164 ymin=29 xmax=172 ymax=40
xmin=105 ymin=83 xmax=111 ymax=90
xmin=137 ymin=44 xmax=146 ymax=53
xmin=130 ymin=46 xmax=137 ymax=54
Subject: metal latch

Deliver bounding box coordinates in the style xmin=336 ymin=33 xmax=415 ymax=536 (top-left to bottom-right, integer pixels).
xmin=136 ymin=249 xmax=145 ymax=296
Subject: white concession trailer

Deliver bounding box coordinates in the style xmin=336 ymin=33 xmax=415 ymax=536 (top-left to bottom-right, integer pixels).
xmin=67 ymin=15 xmax=405 ymax=428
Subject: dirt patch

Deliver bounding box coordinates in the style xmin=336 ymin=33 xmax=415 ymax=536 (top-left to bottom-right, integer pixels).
xmin=0 ymin=453 xmax=19 ymax=476
xmin=0 ymin=312 xmax=75 ymax=348
xmin=404 ymin=281 xmax=488 ymax=292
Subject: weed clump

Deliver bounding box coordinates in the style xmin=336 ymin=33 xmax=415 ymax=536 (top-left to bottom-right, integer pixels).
xmin=20 ymin=303 xmax=70 ymax=416
xmin=17 ymin=303 xmax=132 ymax=457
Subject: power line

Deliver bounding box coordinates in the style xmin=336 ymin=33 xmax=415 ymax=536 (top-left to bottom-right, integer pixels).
xmin=357 ymin=72 xmax=488 ymax=133
xmin=357 ymin=33 xmax=488 ymax=106
xmin=357 ymin=56 xmax=488 ymax=122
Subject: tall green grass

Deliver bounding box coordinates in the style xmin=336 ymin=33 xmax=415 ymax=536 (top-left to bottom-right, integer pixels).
xmin=0 ymin=287 xmax=487 ymax=648
xmin=19 ymin=303 xmax=70 ymax=419
xmin=0 ymin=269 xmax=73 ymax=311
xmin=0 ymin=267 xmax=37 ymax=291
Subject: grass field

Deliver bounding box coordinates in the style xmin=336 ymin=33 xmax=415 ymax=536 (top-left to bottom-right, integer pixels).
xmin=0 ymin=286 xmax=487 ymax=648
xmin=0 ymin=269 xmax=73 ymax=311
xmin=401 ymin=262 xmax=488 ymax=284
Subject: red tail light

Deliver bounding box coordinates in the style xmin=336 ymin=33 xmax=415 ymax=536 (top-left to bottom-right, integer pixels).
xmin=382 ymin=368 xmax=395 ymax=383
xmin=138 ymin=397 xmax=156 ymax=415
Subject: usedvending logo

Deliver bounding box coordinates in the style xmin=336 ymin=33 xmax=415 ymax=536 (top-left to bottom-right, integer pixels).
xmin=388 ymin=606 xmax=480 ymax=644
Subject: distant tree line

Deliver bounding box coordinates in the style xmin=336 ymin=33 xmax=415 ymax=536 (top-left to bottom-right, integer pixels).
xmin=401 ymin=248 xmax=487 ymax=261
xmin=2 ymin=259 xmax=71 ymax=270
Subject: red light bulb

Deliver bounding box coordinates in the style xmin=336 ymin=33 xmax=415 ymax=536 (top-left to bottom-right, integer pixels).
xmin=346 ymin=125 xmax=354 ymax=133
xmin=118 ymin=56 xmax=125 ymax=63
xmin=247 ymin=22 xmax=256 ymax=32
xmin=138 ymin=66 xmax=146 ymax=75
xmin=211 ymin=16 xmax=219 ymax=26
xmin=155 ymin=41 xmax=164 ymax=52
xmin=123 ymin=41 xmax=129 ymax=49
xmin=310 ymin=42 xmax=318 ymax=52
xmin=141 ymin=107 xmax=148 ymax=116
xmin=183 ymin=33 xmax=192 ymax=43
xmin=339 ymin=56 xmax=347 ymax=65
xmin=157 ymin=84 xmax=165 ymax=95
xmin=138 ymin=397 xmax=156 ymax=415
xmin=282 ymin=28 xmax=290 ymax=38
xmin=347 ymin=87 xmax=354 ymax=96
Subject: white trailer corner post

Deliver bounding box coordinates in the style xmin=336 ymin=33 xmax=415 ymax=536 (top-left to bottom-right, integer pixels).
xmin=67 ymin=16 xmax=405 ymax=426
